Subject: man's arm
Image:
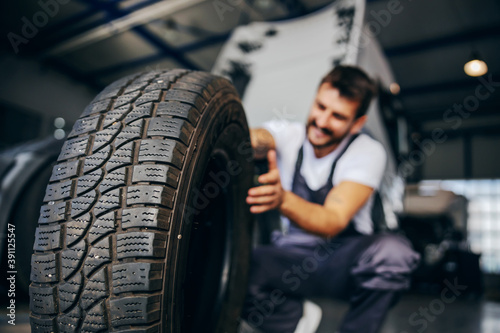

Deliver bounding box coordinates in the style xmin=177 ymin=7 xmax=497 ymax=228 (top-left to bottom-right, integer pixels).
xmin=246 ymin=149 xmax=374 ymax=237
xmin=250 ymin=128 xmax=276 ymax=160
xmin=278 ymin=181 xmax=374 ymax=237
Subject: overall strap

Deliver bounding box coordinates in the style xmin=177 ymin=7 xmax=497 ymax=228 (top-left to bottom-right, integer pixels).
xmin=294 ymin=133 xmax=361 ymax=181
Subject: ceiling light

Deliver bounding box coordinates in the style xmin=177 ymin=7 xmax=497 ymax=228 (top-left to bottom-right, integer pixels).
xmin=464 ymin=52 xmax=488 ymax=77
xmin=389 ymin=82 xmax=400 ymax=95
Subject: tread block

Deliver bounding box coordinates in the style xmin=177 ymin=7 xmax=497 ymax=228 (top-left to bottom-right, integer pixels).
xmin=143 ymin=79 xmax=173 ymax=93
xmin=83 ymin=144 xmax=111 ymax=174
xmin=104 ymin=105 xmax=131 ymax=128
xmin=114 ymin=90 xmax=141 ymax=108
xmin=124 ymin=102 xmax=154 ymax=124
xmin=58 ymin=136 xmax=89 ymax=161
xmin=84 ymin=236 xmax=112 ymax=276
xmin=163 ymin=68 xmax=191 ymax=76
xmin=50 ymin=160 xmax=80 ymax=182
xmin=81 ymin=267 xmax=110 ymax=310
xmin=44 ymin=179 xmax=72 ymax=202
xmin=99 ymin=167 xmax=126 ymax=194
xmin=106 ymin=142 xmax=134 ymax=172
xmin=66 ymin=213 xmax=91 ymax=247
xmin=77 ymin=169 xmax=103 ymax=195
xmin=126 ymin=185 xmax=174 ymax=208
xmin=146 ymin=117 xmax=193 ymax=145
xmin=58 ymin=306 xmax=82 ymax=333
xmin=30 ymin=316 xmax=57 ymax=333
xmin=82 ymin=99 xmax=113 ymax=117
xmin=110 ymin=295 xmax=161 ymax=327
xmin=92 ymin=122 xmax=121 ymax=153
xmin=156 ymin=101 xmax=200 ymax=125
xmin=135 ymin=90 xmax=162 ymax=106
xmin=31 ymin=253 xmax=57 ymax=283
xmin=115 ymin=119 xmax=144 ymax=149
xmin=61 ymin=239 xmax=86 ymax=279
xmin=30 ymin=285 xmax=58 ymax=315
xmin=71 ymin=190 xmax=97 ymax=218
xmin=163 ymin=89 xmax=206 ymax=111
xmin=133 ymin=71 xmax=162 ymax=83
xmin=33 ymin=224 xmax=62 ymax=251
xmin=132 ymin=164 xmax=179 ymax=188
xmin=138 ymin=139 xmax=186 ymax=169
xmin=124 ymin=81 xmax=149 ymax=94
xmin=69 ymin=115 xmax=100 ymax=138
xmin=116 ymin=232 xmax=166 ymax=259
xmin=58 ymin=273 xmax=82 ymax=312
xmin=109 ymin=73 xmax=139 ymax=88
xmin=112 ymin=262 xmax=163 ymax=294
xmin=177 ymin=74 xmax=218 ymax=88
xmin=94 ymin=86 xmax=122 ymax=102
xmin=89 ymin=211 xmax=116 ymax=244
xmin=121 ymin=207 xmax=171 ymax=230
xmin=38 ymin=201 xmax=66 ymax=224
xmin=81 ymin=300 xmax=108 ymax=332
xmin=171 ymin=82 xmax=213 ymax=100
xmin=94 ymin=188 xmax=121 ymax=217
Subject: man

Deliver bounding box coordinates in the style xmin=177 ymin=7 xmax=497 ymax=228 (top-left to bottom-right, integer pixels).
xmin=241 ymin=66 xmax=420 ymax=333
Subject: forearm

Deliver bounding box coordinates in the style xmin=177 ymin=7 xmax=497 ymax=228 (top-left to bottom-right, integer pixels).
xmin=278 ymin=191 xmax=348 ymax=237
xmin=250 ymin=128 xmax=275 ymax=160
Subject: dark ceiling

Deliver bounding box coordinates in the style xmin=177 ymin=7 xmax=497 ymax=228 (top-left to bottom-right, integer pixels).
xmin=1 ymin=0 xmax=499 ymax=129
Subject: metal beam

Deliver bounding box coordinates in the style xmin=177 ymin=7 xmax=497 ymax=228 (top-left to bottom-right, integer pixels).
xmin=81 ymin=0 xmax=199 ymax=69
xmin=132 ymin=26 xmax=198 ymax=69
xmin=400 ymin=74 xmax=500 ymax=96
xmin=406 ymin=106 xmax=500 ymax=122
xmin=34 ymin=0 xmax=162 ymax=54
xmin=88 ymin=31 xmax=230 ymax=77
xmin=43 ymin=0 xmax=204 ymax=56
xmin=385 ymin=25 xmax=500 ymax=57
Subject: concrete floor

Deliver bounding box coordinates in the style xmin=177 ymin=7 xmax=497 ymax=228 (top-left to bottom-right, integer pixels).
xmin=315 ymin=293 xmax=500 ymax=333
xmin=1 ymin=294 xmax=499 ymax=332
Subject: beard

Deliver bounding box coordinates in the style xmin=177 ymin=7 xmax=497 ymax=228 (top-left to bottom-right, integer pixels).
xmin=305 ymin=119 xmax=350 ymax=150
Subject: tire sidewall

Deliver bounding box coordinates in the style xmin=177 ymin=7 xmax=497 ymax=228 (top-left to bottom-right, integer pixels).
xmin=166 ymin=86 xmax=254 ymax=332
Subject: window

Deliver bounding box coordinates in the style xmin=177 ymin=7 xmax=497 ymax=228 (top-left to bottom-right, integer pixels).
xmin=420 ymin=179 xmax=500 ymax=273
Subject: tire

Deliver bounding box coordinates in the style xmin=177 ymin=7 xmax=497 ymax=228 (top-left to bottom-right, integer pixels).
xmin=29 ymin=69 xmax=255 ymax=333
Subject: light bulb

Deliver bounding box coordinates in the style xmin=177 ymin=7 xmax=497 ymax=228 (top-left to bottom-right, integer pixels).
xmin=464 ymin=59 xmax=488 ymax=77
xmin=390 ymin=82 xmax=400 ymax=95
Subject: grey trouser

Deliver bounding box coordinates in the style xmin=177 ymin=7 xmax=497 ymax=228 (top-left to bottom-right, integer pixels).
xmin=241 ymin=233 xmax=420 ymax=333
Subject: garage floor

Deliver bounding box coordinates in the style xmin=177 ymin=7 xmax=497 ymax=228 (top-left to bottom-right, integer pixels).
xmin=1 ymin=294 xmax=499 ymax=333
xmin=315 ymin=293 xmax=500 ymax=333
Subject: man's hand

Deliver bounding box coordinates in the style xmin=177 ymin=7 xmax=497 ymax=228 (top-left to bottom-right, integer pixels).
xmin=246 ymin=149 xmax=284 ymax=214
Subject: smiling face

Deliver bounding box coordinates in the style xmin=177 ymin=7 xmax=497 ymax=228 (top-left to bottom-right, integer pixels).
xmin=306 ymin=83 xmax=367 ymax=158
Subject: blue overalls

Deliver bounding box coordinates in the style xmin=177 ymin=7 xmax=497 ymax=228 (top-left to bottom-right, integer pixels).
xmin=241 ymin=134 xmax=420 ymax=333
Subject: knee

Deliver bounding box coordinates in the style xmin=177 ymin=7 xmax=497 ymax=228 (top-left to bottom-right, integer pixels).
xmin=369 ymin=234 xmax=420 ymax=268
xmin=353 ymin=234 xmax=421 ymax=289
xmin=351 ymin=234 xmax=421 ymax=290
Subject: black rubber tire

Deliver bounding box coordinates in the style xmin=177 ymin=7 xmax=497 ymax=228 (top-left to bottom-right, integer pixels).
xmin=29 ymin=69 xmax=255 ymax=333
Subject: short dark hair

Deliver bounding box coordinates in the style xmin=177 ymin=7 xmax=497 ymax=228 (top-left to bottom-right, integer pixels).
xmin=319 ymin=65 xmax=378 ymax=118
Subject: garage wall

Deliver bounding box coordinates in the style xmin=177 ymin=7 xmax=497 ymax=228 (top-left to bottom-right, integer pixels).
xmin=0 ymin=54 xmax=97 ymax=149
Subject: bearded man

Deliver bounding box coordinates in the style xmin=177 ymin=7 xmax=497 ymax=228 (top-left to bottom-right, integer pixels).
xmin=240 ymin=65 xmax=420 ymax=333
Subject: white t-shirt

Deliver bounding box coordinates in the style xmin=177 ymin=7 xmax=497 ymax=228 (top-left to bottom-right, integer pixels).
xmin=262 ymin=119 xmax=387 ymax=234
